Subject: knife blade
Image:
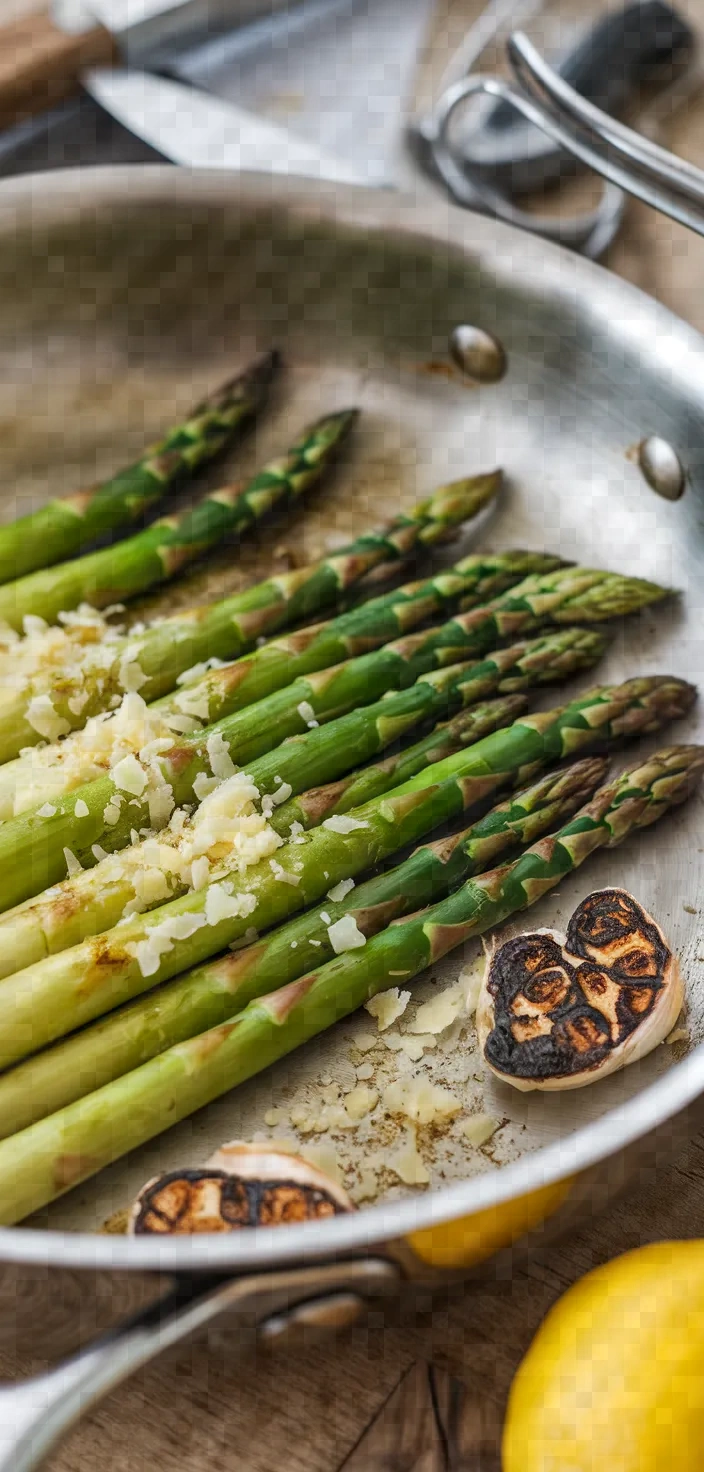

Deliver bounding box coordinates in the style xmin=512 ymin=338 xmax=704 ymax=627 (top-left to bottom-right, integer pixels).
xmin=0 ymin=0 xmax=303 ymax=129
xmin=84 ymin=66 xmax=366 ymax=181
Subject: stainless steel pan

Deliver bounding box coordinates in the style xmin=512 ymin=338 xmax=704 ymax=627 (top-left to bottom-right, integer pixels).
xmin=0 ymin=166 xmax=702 ymax=1469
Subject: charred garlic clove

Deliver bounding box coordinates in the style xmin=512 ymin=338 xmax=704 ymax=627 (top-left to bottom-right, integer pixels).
xmin=476 ymin=889 xmax=684 ymax=1092
xmin=129 ymin=1141 xmax=354 ymax=1234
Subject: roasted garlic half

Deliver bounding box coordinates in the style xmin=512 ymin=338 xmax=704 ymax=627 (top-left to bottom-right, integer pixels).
xmin=477 ymin=888 xmax=684 ymax=1091
xmin=129 ymin=1141 xmax=354 ymax=1234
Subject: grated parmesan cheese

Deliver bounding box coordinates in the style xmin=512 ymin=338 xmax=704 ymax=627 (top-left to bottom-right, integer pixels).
xmin=327 ymin=915 xmax=366 ymax=954
xmin=63 ymin=847 xmax=83 ymax=878
xmin=322 ymin=815 xmax=369 ymax=834
xmin=74 ymin=799 xmax=89 ymax=819
xmin=408 ymin=983 xmax=466 ymax=1037
xmin=328 ymin=876 xmax=355 ymax=903
xmin=193 ymin=772 xmax=219 ymax=802
xmin=26 ymin=695 xmax=71 ymax=744
xmin=383 ymin=1077 xmax=462 ymax=1127
xmin=383 ymin=1032 xmax=437 ymax=1062
xmin=126 ymin=911 xmax=208 ymax=977
xmin=366 ymin=988 xmax=411 ymax=1032
xmin=387 ymin=1127 xmax=429 ymax=1186
xmin=206 ymin=732 xmax=235 ymax=781
xmin=461 ymin=1114 xmax=499 ymax=1148
xmin=344 ymin=1086 xmax=379 ymax=1122
xmin=204 ymin=883 xmax=257 ymax=926
xmin=269 ymin=859 xmax=301 ymax=886
xmin=111 ymin=755 xmax=148 ymax=797
xmin=297 ymin=700 xmax=318 ymax=728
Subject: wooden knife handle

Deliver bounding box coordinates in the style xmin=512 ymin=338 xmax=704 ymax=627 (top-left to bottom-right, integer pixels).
xmin=0 ymin=8 xmax=117 ymax=127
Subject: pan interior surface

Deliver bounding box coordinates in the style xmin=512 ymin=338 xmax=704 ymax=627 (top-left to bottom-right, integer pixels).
xmin=0 ymin=170 xmax=701 ymax=1244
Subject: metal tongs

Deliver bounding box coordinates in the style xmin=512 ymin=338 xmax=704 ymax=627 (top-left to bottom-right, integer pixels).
xmin=413 ymin=0 xmax=700 ymax=258
xmin=484 ymin=30 xmax=704 ymax=239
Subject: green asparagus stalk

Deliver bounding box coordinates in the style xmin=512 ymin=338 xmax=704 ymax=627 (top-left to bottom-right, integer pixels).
xmin=0 ymin=409 xmax=357 ymax=632
xmin=0 ymin=758 xmax=608 ymax=1135
xmin=2 ymin=743 xmax=700 ymax=1223
xmin=0 ymin=473 xmax=504 ymax=763
xmin=0 ymin=675 xmax=692 ymax=1071
xmin=0 ymin=626 xmax=605 ymax=944
xmin=0 ymin=579 xmax=622 ymax=911
xmin=0 ymin=351 xmax=279 ymax=589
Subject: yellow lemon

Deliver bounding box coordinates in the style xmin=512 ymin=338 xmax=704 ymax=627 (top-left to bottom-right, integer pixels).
xmin=503 ymin=1241 xmax=704 ymax=1471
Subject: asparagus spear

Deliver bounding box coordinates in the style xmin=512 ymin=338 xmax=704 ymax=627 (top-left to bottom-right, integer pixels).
xmin=0 ymin=758 xmax=608 ymax=1135
xmin=0 ymin=675 xmax=692 ymax=1071
xmin=0 ymin=351 xmax=278 ymax=588
xmin=0 ymin=473 xmax=503 ymax=763
xmin=0 ymin=409 xmax=357 ymax=631
xmin=2 ymin=744 xmax=699 ymax=1224
xmin=0 ymin=627 xmax=605 ymax=947
xmin=0 ymin=549 xmax=564 ymax=818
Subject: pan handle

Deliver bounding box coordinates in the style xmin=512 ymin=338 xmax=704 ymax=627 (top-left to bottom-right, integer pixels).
xmin=0 ymin=1257 xmax=398 ymax=1472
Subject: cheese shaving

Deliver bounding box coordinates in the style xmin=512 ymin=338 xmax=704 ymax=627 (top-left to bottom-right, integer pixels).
xmin=26 ymin=695 xmax=71 ymax=743
xmin=126 ymin=912 xmax=208 ymax=977
xmin=63 ymin=847 xmax=83 ymax=879
xmin=344 ymin=1086 xmax=379 ymax=1122
xmin=461 ymin=1114 xmax=500 ymax=1148
xmin=327 ymin=915 xmax=366 ymax=954
xmin=206 ymin=732 xmax=235 ymax=781
xmin=327 ymin=877 xmax=355 ymax=903
xmin=269 ymin=859 xmax=301 ymax=886
xmin=387 ymin=1127 xmax=429 ymax=1186
xmin=322 ymin=815 xmax=369 ymax=834
xmin=383 ymin=1032 xmax=437 ymax=1062
xmin=110 ymin=754 xmax=148 ymax=797
xmin=365 ymin=988 xmax=410 ymax=1032
xmin=383 ymin=1077 xmax=462 ymax=1126
xmin=408 ymin=983 xmax=466 ymax=1036
xmin=297 ymin=700 xmax=318 ymax=727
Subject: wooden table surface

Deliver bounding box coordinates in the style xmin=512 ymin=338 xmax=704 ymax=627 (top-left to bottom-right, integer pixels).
xmin=3 ymin=0 xmax=704 ymax=1467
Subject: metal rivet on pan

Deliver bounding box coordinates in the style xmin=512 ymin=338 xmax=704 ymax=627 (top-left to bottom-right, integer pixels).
xmin=638 ymin=436 xmax=686 ymax=501
xmin=449 ymin=324 xmax=507 ymax=383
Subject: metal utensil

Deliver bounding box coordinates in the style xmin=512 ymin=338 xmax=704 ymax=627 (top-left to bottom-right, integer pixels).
xmin=434 ymin=0 xmax=695 ymax=195
xmin=0 ymin=0 xmax=304 ymax=129
xmin=434 ymin=28 xmax=704 ymax=239
xmin=85 ymin=0 xmax=436 ymax=190
xmin=84 ymin=67 xmax=365 ymax=180
xmin=0 ymin=166 xmax=701 ymax=1470
xmin=412 ymin=0 xmax=695 ymax=256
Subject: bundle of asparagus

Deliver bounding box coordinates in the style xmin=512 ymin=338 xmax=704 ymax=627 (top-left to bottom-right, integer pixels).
xmin=0 ymin=674 xmax=692 ymax=1071
xmin=1 ymin=744 xmax=699 ymax=1225
xmin=0 ymin=567 xmax=669 ymax=912
xmin=0 ymin=472 xmax=502 ymax=763
xmin=0 ymin=407 xmax=357 ymax=631
xmin=0 ymin=629 xmax=606 ymax=971
xmin=0 ymin=350 xmax=279 ymax=586
xmin=0 ymin=547 xmax=560 ymax=818
xmin=0 ymin=757 xmax=610 ymax=1134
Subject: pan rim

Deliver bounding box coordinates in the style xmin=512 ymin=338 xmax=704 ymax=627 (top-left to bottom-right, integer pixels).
xmin=0 ymin=163 xmax=701 ymax=1269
